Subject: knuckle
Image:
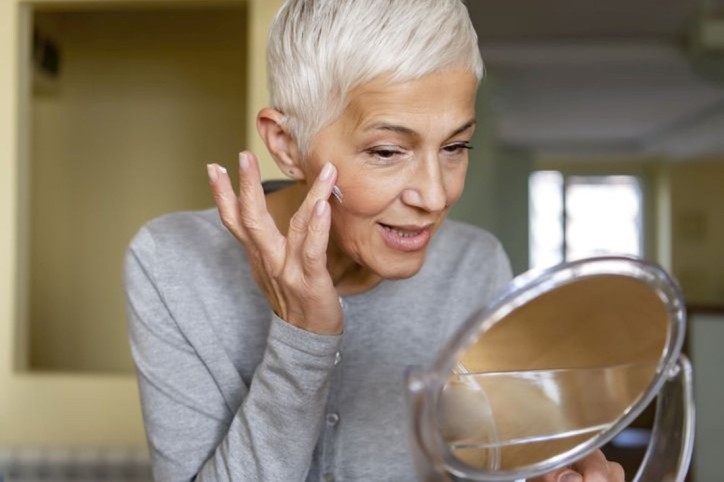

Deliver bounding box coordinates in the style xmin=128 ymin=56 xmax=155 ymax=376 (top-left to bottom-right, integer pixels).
xmin=586 ymin=473 xmax=608 ymax=482
xmin=289 ymin=213 xmax=307 ymax=234
xmin=239 ymin=214 xmax=260 ymax=231
xmin=286 ymin=276 xmax=306 ymax=295
xmin=237 ymin=177 xmax=258 ymax=197
xmin=304 ymin=248 xmax=325 ymax=265
xmin=219 ymin=217 xmax=246 ymax=243
xmin=219 ymin=212 xmax=235 ymax=229
xmin=279 ymin=264 xmax=299 ymax=285
xmin=308 ymin=217 xmax=326 ymax=234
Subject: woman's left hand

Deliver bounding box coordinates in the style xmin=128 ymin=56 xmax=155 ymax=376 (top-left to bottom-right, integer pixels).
xmin=529 ymin=450 xmax=625 ymax=482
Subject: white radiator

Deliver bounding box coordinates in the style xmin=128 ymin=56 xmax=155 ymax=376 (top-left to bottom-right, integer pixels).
xmin=0 ymin=447 xmax=151 ymax=482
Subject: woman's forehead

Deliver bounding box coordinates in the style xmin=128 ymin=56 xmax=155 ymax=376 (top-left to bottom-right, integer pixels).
xmin=342 ymin=70 xmax=478 ymax=134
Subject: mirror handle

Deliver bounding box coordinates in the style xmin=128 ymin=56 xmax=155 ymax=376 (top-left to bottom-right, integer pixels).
xmin=633 ymin=355 xmax=695 ymax=482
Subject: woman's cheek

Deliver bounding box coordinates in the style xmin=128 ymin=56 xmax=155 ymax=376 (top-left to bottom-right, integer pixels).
xmin=445 ymin=160 xmax=468 ymax=206
xmin=334 ymin=169 xmax=407 ymax=216
xmin=332 ymin=183 xmax=396 ymax=217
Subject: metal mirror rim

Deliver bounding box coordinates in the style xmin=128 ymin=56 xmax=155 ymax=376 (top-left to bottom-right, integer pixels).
xmin=421 ymin=256 xmax=686 ymax=481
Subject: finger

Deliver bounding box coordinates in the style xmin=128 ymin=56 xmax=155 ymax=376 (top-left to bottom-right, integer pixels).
xmin=557 ymin=471 xmax=583 ymax=482
xmin=607 ymin=461 xmax=625 ymax=481
xmin=301 ymin=199 xmax=332 ymax=277
xmin=236 ymin=151 xmax=285 ymax=257
xmin=208 ymin=163 xmax=247 ymax=242
xmin=528 ymin=468 xmax=582 ymax=482
xmin=287 ymin=162 xmax=337 ymax=245
xmin=572 ymin=450 xmax=610 ymax=481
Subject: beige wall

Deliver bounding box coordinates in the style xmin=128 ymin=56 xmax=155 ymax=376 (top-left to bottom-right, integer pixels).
xmin=670 ymin=158 xmax=724 ymax=305
xmin=1 ymin=0 xmax=281 ymax=448
xmin=29 ymin=8 xmax=248 ymax=373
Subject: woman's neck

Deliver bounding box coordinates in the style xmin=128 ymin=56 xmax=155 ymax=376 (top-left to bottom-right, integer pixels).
xmin=266 ymin=183 xmax=382 ymax=296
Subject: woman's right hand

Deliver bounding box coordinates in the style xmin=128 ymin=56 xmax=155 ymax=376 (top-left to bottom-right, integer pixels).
xmin=207 ymin=151 xmax=343 ymax=335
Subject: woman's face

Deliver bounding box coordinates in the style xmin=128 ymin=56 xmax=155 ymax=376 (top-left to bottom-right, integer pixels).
xmin=303 ymin=69 xmax=478 ymax=281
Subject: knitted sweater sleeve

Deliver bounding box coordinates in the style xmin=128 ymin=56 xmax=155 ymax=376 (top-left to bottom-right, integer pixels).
xmin=124 ymin=226 xmax=341 ymax=482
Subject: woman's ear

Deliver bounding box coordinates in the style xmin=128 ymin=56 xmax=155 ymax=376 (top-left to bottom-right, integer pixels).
xmin=257 ymin=108 xmax=305 ymax=180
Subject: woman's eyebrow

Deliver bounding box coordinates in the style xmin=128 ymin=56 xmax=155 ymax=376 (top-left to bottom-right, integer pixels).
xmin=363 ymin=119 xmax=476 ymax=138
xmin=448 ymin=119 xmax=476 ymax=138
xmin=364 ymin=122 xmax=417 ymax=136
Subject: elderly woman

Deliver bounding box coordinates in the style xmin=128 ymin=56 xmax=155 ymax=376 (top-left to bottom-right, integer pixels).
xmin=125 ymin=1 xmax=625 ymax=481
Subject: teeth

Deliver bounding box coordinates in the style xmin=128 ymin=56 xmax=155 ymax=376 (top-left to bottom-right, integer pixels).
xmin=383 ymin=225 xmax=421 ymax=238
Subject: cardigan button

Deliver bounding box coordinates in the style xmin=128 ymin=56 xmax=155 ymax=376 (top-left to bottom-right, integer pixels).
xmin=326 ymin=412 xmax=340 ymax=427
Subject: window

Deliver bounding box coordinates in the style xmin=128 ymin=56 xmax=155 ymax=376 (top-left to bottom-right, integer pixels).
xmin=529 ymin=171 xmax=644 ymax=270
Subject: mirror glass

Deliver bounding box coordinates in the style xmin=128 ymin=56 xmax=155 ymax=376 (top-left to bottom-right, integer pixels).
xmin=435 ymin=273 xmax=670 ymax=473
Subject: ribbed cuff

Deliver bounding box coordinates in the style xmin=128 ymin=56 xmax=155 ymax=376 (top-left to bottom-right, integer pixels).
xmin=268 ymin=312 xmax=343 ymax=357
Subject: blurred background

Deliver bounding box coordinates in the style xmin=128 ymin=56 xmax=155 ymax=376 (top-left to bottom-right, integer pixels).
xmin=0 ymin=0 xmax=721 ymax=480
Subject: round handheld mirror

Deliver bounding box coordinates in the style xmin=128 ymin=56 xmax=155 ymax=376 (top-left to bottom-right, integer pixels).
xmin=407 ymin=256 xmax=694 ymax=481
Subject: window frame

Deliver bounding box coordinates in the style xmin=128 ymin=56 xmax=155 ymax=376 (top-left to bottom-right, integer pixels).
xmin=529 ymin=162 xmax=658 ymax=271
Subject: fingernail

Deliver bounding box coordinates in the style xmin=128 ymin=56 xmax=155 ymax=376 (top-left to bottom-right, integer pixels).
xmin=315 ymin=199 xmax=328 ymax=217
xmin=207 ymin=164 xmax=217 ymax=182
xmin=239 ymin=152 xmax=250 ymax=172
xmin=320 ymin=162 xmax=334 ymax=181
xmin=558 ymin=471 xmax=582 ymax=482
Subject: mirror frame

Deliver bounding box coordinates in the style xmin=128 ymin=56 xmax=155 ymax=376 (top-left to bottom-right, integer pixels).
xmin=409 ymin=256 xmax=686 ymax=481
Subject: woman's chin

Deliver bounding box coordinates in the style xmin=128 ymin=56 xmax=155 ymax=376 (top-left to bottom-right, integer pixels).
xmin=371 ymin=254 xmax=427 ymax=281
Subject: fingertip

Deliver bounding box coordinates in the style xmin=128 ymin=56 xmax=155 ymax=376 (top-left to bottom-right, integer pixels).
xmin=320 ymin=162 xmax=336 ymax=182
xmin=609 ymin=461 xmax=626 ymax=480
xmin=239 ymin=152 xmax=250 ymax=172
xmin=557 ymin=471 xmax=582 ymax=482
xmin=207 ymin=164 xmax=217 ymax=182
xmin=207 ymin=164 xmax=227 ymax=183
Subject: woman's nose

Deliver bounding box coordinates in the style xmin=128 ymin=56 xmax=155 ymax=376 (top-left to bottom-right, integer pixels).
xmin=400 ymin=156 xmax=447 ymax=212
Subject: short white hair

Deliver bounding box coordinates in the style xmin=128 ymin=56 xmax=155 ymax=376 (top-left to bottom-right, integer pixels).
xmin=267 ymin=0 xmax=484 ymax=156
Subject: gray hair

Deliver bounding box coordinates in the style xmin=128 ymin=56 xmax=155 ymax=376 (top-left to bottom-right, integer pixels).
xmin=266 ymin=0 xmax=484 ymax=156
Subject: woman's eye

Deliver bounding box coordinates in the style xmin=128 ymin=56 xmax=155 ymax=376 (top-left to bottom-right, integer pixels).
xmin=442 ymin=142 xmax=473 ymax=154
xmin=366 ymin=146 xmax=407 ymax=162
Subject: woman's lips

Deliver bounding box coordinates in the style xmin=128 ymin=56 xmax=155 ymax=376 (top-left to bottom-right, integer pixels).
xmin=377 ymin=223 xmax=432 ymax=252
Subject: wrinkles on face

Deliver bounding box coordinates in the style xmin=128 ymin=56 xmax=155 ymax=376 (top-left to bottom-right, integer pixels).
xmin=301 ymin=69 xmax=479 ymax=293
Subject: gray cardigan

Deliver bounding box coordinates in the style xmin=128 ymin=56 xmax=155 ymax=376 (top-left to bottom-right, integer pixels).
xmin=124 ymin=208 xmax=511 ymax=482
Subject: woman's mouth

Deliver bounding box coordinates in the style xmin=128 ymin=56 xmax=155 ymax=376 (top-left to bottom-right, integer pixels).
xmin=377 ymin=223 xmax=432 ymax=252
